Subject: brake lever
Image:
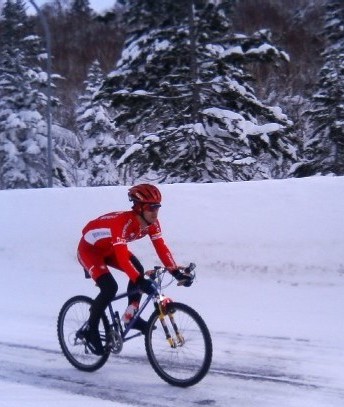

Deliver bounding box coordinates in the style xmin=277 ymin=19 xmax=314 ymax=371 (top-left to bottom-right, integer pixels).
xmin=177 ymin=263 xmax=196 ymax=286
xmin=184 ymin=262 xmax=196 ymax=274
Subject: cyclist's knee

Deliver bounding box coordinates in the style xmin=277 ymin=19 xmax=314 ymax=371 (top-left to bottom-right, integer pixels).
xmin=96 ymin=273 xmax=118 ymax=301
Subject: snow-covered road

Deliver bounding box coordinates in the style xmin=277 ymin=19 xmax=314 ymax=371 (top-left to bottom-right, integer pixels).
xmin=1 ymin=327 xmax=343 ymax=407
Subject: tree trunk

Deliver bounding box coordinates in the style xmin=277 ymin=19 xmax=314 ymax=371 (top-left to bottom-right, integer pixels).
xmin=187 ymin=0 xmax=200 ymax=122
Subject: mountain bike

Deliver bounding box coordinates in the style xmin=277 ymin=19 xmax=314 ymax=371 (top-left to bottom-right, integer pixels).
xmin=57 ymin=263 xmax=212 ymax=387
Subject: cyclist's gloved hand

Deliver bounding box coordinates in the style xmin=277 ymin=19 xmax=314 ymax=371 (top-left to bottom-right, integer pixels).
xmin=171 ymin=269 xmax=193 ymax=287
xmin=138 ymin=277 xmax=158 ymax=295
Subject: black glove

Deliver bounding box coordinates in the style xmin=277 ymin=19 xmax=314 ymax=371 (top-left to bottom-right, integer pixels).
xmin=171 ymin=269 xmax=193 ymax=287
xmin=138 ymin=277 xmax=158 ymax=295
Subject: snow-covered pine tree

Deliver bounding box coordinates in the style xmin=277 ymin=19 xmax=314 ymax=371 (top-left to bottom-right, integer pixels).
xmin=0 ymin=0 xmax=72 ymax=188
xmin=98 ymin=0 xmax=297 ymax=183
xmin=76 ymin=59 xmax=124 ymax=186
xmin=69 ymin=0 xmax=92 ymax=15
xmin=293 ymin=0 xmax=344 ymax=176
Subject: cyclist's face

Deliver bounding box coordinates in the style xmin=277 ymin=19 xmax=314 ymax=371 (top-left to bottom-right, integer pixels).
xmin=142 ymin=203 xmax=160 ymax=223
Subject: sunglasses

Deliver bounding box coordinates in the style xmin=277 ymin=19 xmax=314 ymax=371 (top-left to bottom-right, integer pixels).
xmin=143 ymin=203 xmax=161 ymax=212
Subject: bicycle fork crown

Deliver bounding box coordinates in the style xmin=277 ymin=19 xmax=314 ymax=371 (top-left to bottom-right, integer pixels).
xmin=158 ymin=295 xmax=174 ymax=315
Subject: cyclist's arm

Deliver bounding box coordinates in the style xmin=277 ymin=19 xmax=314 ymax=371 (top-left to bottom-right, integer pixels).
xmin=149 ymin=222 xmax=177 ymax=269
xmin=152 ymin=237 xmax=177 ymax=269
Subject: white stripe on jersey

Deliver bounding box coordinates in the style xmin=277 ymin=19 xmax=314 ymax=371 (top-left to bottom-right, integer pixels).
xmin=84 ymin=228 xmax=112 ymax=245
xmin=150 ymin=232 xmax=162 ymax=241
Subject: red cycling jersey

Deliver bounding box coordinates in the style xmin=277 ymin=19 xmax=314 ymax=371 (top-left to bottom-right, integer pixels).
xmin=77 ymin=210 xmax=177 ymax=282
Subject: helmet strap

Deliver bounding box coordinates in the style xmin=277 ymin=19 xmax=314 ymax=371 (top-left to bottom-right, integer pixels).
xmin=132 ymin=202 xmax=152 ymax=226
xmin=140 ymin=212 xmax=152 ymax=226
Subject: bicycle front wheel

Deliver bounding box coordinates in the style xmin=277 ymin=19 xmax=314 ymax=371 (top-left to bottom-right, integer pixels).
xmin=145 ymin=302 xmax=212 ymax=387
xmin=57 ymin=295 xmax=110 ymax=372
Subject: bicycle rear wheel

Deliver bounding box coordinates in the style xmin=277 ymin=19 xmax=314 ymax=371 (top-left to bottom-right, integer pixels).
xmin=57 ymin=295 xmax=110 ymax=372
xmin=145 ymin=302 xmax=212 ymax=387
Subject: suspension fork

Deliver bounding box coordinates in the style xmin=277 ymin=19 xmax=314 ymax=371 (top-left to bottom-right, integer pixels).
xmin=158 ymin=312 xmax=176 ymax=348
xmin=156 ymin=299 xmax=184 ymax=347
xmin=168 ymin=313 xmax=185 ymax=345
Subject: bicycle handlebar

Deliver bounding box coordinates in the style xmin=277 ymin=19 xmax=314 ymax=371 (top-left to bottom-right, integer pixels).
xmin=145 ymin=262 xmax=196 ymax=287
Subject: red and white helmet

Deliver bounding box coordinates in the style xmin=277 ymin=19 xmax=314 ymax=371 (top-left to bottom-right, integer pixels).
xmin=128 ymin=184 xmax=162 ymax=205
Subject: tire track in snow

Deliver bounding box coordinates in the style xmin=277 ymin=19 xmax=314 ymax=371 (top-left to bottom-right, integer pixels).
xmin=0 ymin=340 xmax=343 ymax=406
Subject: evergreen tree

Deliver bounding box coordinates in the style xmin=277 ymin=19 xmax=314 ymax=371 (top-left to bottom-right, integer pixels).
xmin=293 ymin=0 xmax=344 ymax=176
xmin=76 ymin=59 xmax=124 ymax=186
xmin=70 ymin=0 xmax=92 ymax=16
xmin=0 ymin=0 xmax=72 ymax=188
xmin=99 ymin=0 xmax=296 ymax=183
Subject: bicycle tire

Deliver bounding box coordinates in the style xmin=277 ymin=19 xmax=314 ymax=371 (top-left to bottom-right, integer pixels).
xmin=145 ymin=302 xmax=212 ymax=387
xmin=57 ymin=295 xmax=110 ymax=372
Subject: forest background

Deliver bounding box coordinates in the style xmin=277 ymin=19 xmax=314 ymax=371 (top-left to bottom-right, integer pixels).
xmin=0 ymin=0 xmax=343 ymax=188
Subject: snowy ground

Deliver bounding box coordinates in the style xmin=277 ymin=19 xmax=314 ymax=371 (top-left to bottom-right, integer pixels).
xmin=0 ymin=176 xmax=343 ymax=406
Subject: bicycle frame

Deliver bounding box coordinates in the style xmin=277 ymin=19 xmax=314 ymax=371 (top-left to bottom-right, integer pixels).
xmin=105 ymin=263 xmax=191 ymax=343
xmin=107 ymin=289 xmax=156 ymax=342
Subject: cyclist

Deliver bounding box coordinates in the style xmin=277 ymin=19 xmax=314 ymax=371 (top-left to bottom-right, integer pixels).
xmin=77 ymin=183 xmax=193 ymax=355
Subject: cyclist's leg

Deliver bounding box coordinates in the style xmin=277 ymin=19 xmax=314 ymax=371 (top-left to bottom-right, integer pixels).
xmin=84 ymin=274 xmax=118 ymax=354
xmin=127 ymin=254 xmax=144 ymax=305
xmin=105 ymin=251 xmax=148 ymax=333
xmin=125 ymin=254 xmax=151 ymax=333
xmin=90 ymin=273 xmax=118 ymax=326
xmin=103 ymin=250 xmax=144 ymax=305
xmin=77 ymin=241 xmax=118 ymax=353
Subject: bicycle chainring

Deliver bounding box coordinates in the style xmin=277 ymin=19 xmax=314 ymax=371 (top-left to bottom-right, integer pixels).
xmin=107 ymin=328 xmax=123 ymax=354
